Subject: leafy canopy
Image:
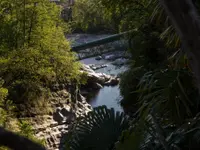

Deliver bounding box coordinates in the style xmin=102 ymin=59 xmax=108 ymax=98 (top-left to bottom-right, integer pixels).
xmin=0 ymin=0 xmax=80 ymax=115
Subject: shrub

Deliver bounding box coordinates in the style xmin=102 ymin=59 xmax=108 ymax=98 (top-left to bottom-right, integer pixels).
xmin=0 ymin=0 xmax=81 ymax=115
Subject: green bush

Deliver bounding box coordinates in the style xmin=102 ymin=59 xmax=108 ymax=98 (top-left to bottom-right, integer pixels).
xmin=0 ymin=79 xmax=43 ymax=149
xmin=119 ymin=25 xmax=167 ymax=109
xmin=0 ymin=0 xmax=80 ymax=115
xmin=119 ymin=67 xmax=142 ymax=106
xmin=71 ymin=0 xmax=120 ymax=32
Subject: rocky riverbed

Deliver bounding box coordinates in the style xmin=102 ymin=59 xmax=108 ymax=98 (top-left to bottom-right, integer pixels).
xmin=31 ymin=33 xmax=129 ymax=149
xmin=31 ymin=63 xmax=121 ymax=150
xmin=31 ymin=90 xmax=92 ymax=150
xmin=80 ymin=64 xmax=120 ymax=88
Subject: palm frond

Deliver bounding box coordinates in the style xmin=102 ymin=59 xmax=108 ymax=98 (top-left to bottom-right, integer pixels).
xmin=66 ymin=106 xmax=129 ymax=150
xmin=135 ymin=69 xmax=199 ymax=124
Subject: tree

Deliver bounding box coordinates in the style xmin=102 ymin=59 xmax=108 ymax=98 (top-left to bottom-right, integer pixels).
xmin=0 ymin=0 xmax=80 ymax=115
xmin=71 ymin=0 xmax=115 ymax=32
xmin=65 ymin=0 xmax=200 ymax=149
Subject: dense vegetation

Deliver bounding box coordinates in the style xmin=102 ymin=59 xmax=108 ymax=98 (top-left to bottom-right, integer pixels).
xmin=66 ymin=106 xmax=129 ymax=150
xmin=0 ymin=0 xmax=81 ymax=148
xmin=0 ymin=0 xmax=81 ymax=114
xmin=2 ymin=0 xmax=200 ymax=149
xmin=71 ymin=0 xmax=125 ymax=33
xmin=66 ymin=0 xmax=200 ymax=149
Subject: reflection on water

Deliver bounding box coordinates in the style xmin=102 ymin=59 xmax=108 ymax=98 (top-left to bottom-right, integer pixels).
xmin=87 ymin=85 xmax=122 ymax=112
xmin=81 ymin=56 xmax=127 ymax=112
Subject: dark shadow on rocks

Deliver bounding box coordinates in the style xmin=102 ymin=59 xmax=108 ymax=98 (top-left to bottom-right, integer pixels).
xmin=58 ymin=131 xmax=69 ymax=150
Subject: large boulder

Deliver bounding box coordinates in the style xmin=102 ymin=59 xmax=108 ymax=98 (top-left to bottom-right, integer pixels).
xmin=104 ymin=77 xmax=120 ymax=86
xmin=80 ymin=64 xmax=95 ymax=73
xmin=87 ymin=72 xmax=105 ymax=84
xmin=100 ymin=73 xmax=111 ymax=82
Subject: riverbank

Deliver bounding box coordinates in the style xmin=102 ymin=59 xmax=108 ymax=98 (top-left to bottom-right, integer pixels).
xmin=31 ymin=63 xmax=124 ymax=149
xmin=29 ymin=83 xmax=92 ymax=149
xmin=31 ymin=33 xmax=129 ymax=149
xmin=80 ymin=54 xmax=128 ymax=112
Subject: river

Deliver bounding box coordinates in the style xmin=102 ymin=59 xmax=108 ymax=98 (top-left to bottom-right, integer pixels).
xmin=80 ymin=56 xmax=127 ymax=112
xmin=67 ymin=34 xmax=128 ymax=112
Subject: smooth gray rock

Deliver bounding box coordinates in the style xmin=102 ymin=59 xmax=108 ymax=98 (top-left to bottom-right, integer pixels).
xmin=87 ymin=72 xmax=105 ymax=84
xmin=104 ymin=77 xmax=120 ymax=86
xmin=81 ymin=64 xmax=95 ymax=73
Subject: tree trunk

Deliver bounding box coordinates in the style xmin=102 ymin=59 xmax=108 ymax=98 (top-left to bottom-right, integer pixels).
xmin=160 ymin=0 xmax=200 ymax=92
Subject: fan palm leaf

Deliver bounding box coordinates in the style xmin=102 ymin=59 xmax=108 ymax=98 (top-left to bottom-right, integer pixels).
xmin=65 ymin=106 xmax=129 ymax=150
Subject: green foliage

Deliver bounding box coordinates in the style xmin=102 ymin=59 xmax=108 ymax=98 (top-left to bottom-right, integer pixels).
xmin=97 ymin=0 xmax=200 ymax=149
xmin=0 ymin=79 xmax=13 ymax=127
xmin=0 ymin=0 xmax=80 ymax=115
xmin=100 ymin=0 xmax=158 ymax=31
xmin=136 ymin=69 xmax=199 ymax=124
xmin=129 ymin=25 xmax=167 ymax=68
xmin=119 ymin=66 xmax=144 ymax=107
xmin=0 ymin=79 xmax=42 ymax=149
xmin=66 ymin=106 xmax=129 ymax=150
xmin=18 ymin=120 xmax=34 ymax=138
xmin=72 ymin=0 xmax=115 ymax=32
xmin=72 ymin=0 xmax=160 ymax=33
xmin=120 ymin=24 xmax=168 ymax=108
xmin=63 ymin=0 xmax=200 ymax=150
xmin=18 ymin=120 xmax=45 ymax=145
xmin=115 ymin=113 xmax=200 ymax=150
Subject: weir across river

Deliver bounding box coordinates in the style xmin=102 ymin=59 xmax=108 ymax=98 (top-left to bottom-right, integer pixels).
xmin=70 ymin=30 xmax=134 ymax=59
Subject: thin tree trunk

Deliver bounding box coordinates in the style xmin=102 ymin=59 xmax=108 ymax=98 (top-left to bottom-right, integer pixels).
xmin=28 ymin=3 xmax=37 ymax=45
xmin=23 ymin=0 xmax=26 ymax=45
xmin=160 ymin=0 xmax=200 ymax=92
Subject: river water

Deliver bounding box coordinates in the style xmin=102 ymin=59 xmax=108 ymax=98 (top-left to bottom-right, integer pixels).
xmin=80 ymin=56 xmax=127 ymax=112
xmin=67 ymin=34 xmax=127 ymax=112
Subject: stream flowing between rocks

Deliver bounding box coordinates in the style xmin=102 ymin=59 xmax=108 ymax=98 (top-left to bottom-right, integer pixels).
xmin=31 ymin=34 xmax=129 ymax=150
xmin=80 ymin=53 xmax=127 ymax=112
xmin=68 ymin=33 xmax=129 ymax=112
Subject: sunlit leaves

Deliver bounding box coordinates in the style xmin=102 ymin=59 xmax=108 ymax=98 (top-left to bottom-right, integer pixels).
xmin=0 ymin=0 xmax=80 ymax=115
xmin=72 ymin=0 xmax=115 ymax=32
